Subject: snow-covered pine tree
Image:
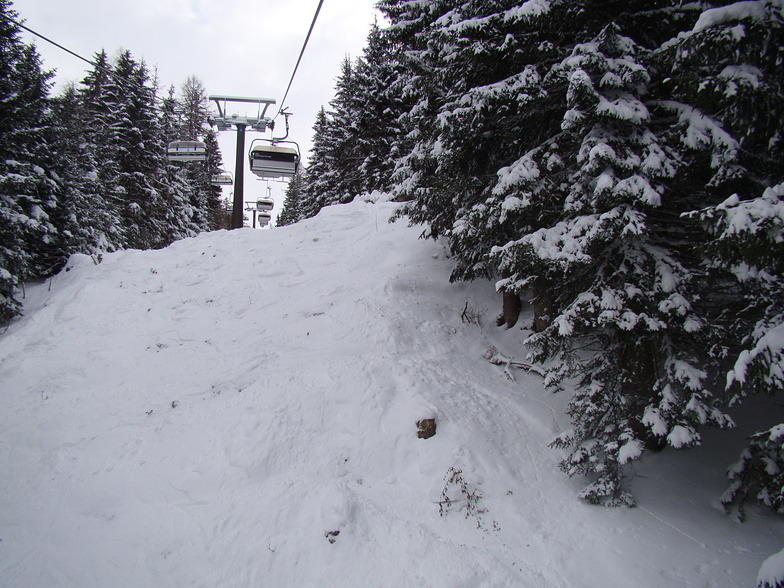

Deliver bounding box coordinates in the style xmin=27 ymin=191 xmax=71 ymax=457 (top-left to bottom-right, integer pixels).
xmin=351 ymin=22 xmax=406 ymax=195
xmin=201 ymin=129 xmax=225 ymax=231
xmin=101 ymin=50 xmax=175 ymax=250
xmin=298 ymin=23 xmax=408 ymax=218
xmin=492 ymin=18 xmax=737 ymax=506
xmin=109 ymin=52 xmax=156 ymax=248
xmin=0 ymin=1 xmax=58 ymax=323
xmin=382 ymin=0 xmax=759 ymax=505
xmin=277 ymin=168 xmax=305 ymax=226
xmin=75 ymin=51 xmax=130 ymax=247
xmin=302 ymin=57 xmax=363 ymax=207
xmin=49 ymin=83 xmax=122 ymax=258
xmin=659 ymin=0 xmax=784 ymax=517
xmin=414 ymin=0 xmax=568 ymax=290
xmin=300 ymin=107 xmax=340 ymax=219
xmin=379 ymin=0 xmax=463 ymax=230
xmin=175 ymin=75 xmax=220 ymax=232
xmin=157 ymin=84 xmax=202 ymax=243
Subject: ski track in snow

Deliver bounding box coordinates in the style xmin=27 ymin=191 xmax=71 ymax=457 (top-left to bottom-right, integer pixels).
xmin=1 ymin=199 xmax=782 ymax=587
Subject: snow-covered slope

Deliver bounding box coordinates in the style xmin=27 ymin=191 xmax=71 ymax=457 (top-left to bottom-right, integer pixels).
xmin=1 ymin=198 xmax=781 ymax=587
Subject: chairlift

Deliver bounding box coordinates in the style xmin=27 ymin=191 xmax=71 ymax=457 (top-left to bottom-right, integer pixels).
xmin=248 ymin=109 xmax=299 ymax=179
xmin=257 ymin=211 xmax=272 ymax=226
xmin=167 ymin=140 xmax=207 ymax=162
xmin=256 ymin=197 xmax=274 ymax=211
xmin=211 ymin=171 xmax=233 ymax=186
xmin=249 ymin=141 xmax=299 ymax=179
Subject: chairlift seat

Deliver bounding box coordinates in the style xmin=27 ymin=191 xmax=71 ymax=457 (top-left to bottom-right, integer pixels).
xmin=249 ymin=144 xmax=299 ymax=179
xmin=257 ymin=211 xmax=272 ymax=226
xmin=256 ymin=197 xmax=274 ymax=211
xmin=168 ymin=140 xmax=207 ymax=162
xmin=211 ymin=172 xmax=233 ymax=185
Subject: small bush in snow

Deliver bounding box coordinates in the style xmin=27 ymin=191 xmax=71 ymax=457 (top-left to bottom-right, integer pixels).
xmin=721 ymin=424 xmax=784 ymax=522
xmin=438 ymin=467 xmax=483 ymax=520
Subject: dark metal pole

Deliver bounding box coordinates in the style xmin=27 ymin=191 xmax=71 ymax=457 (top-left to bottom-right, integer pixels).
xmin=232 ymin=124 xmax=247 ymax=229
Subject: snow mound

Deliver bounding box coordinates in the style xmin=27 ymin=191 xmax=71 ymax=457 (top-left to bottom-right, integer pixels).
xmin=0 ymin=200 xmax=781 ymax=587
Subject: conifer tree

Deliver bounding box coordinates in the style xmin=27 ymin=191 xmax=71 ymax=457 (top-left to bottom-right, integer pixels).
xmin=316 ymin=57 xmax=362 ymax=203
xmin=0 ymin=1 xmax=58 ymax=322
xmin=351 ymin=23 xmax=405 ymax=194
xmin=379 ymin=0 xmax=784 ymax=505
xmin=277 ymin=168 xmax=305 ymax=226
xmin=201 ymin=128 xmax=225 ymax=231
xmin=379 ymin=0 xmax=461 ymax=222
xmin=300 ymin=107 xmax=338 ymax=218
xmin=299 ymin=27 xmax=408 ymax=217
xmin=50 ymin=83 xmax=121 ymax=257
xmin=676 ymin=0 xmax=784 ymax=517
xmin=158 ymin=84 xmax=202 ymax=242
xmin=176 ymin=75 xmax=220 ymax=231
xmin=102 ymin=50 xmax=168 ymax=249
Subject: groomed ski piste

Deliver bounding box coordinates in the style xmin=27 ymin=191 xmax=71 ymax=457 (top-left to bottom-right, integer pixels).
xmin=1 ymin=195 xmax=782 ymax=587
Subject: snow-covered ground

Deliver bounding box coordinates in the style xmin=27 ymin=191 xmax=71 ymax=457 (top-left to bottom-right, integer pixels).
xmin=1 ymin=197 xmax=782 ymax=587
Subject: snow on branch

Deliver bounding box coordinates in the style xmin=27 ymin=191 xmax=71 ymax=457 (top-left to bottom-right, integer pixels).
xmin=654 ymin=100 xmax=739 ymax=166
xmin=713 ymin=183 xmax=784 ymax=243
xmin=482 ymin=346 xmax=545 ymax=380
xmin=692 ymin=0 xmax=779 ymax=34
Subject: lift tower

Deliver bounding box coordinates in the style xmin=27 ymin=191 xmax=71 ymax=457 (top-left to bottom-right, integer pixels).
xmin=208 ymin=96 xmax=276 ymax=229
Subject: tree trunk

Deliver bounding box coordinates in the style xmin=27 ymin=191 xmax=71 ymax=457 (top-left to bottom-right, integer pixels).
xmin=621 ymin=336 xmax=666 ymax=451
xmin=531 ymin=277 xmax=554 ymax=333
xmin=496 ymin=271 xmax=521 ymax=328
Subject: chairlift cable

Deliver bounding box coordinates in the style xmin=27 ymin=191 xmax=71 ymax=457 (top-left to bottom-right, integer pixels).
xmin=1 ymin=12 xmax=176 ymax=112
xmin=275 ymin=0 xmax=325 ymax=119
xmin=3 ymin=11 xmax=214 ymax=162
xmin=3 ymin=13 xmax=129 ymax=90
xmin=2 ymin=12 xmax=98 ymax=72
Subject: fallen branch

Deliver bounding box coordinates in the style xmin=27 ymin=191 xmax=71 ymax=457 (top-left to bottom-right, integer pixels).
xmin=482 ymin=346 xmax=545 ymax=380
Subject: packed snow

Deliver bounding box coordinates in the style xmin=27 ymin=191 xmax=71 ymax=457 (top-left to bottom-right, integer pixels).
xmin=1 ymin=197 xmax=782 ymax=587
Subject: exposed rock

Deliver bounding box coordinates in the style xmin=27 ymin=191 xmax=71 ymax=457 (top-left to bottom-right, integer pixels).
xmin=416 ymin=418 xmax=436 ymax=439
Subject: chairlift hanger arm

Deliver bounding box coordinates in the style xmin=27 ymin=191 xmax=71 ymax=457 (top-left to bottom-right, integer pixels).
xmin=273 ymin=109 xmax=293 ymax=142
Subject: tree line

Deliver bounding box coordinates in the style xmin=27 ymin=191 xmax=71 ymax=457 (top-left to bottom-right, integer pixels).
xmin=0 ymin=0 xmax=226 ymax=324
xmin=282 ymin=0 xmax=784 ymax=513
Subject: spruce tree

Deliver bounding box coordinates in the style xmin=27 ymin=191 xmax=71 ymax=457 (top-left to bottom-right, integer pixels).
xmin=317 ymin=57 xmax=362 ymax=203
xmin=300 ymin=107 xmax=339 ymax=218
xmin=158 ymin=84 xmax=201 ymax=243
xmin=277 ymin=168 xmax=305 ymax=226
xmin=0 ymin=1 xmax=58 ymax=323
xmin=201 ymin=128 xmax=225 ymax=231
xmin=380 ymin=0 xmax=783 ymax=505
xmin=103 ymin=50 xmax=169 ymax=249
xmin=50 ymin=83 xmax=121 ymax=257
xmin=176 ymin=75 xmax=220 ymax=231
xmin=675 ymin=1 xmax=784 ymax=517
xmin=351 ymin=23 xmax=406 ymax=195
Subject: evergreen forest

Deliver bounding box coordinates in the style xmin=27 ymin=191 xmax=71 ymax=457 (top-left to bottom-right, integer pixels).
xmin=282 ymin=0 xmax=784 ymax=511
xmin=0 ymin=0 xmax=227 ymax=325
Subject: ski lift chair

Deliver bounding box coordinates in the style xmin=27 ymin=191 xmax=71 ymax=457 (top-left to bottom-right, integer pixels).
xmin=167 ymin=140 xmax=207 ymax=162
xmin=211 ymin=171 xmax=233 ymax=185
xmin=248 ymin=143 xmax=299 ymax=179
xmin=256 ymin=197 xmax=274 ymax=211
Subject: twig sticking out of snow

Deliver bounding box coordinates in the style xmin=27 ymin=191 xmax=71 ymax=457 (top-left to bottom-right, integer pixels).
xmin=482 ymin=346 xmax=545 ymax=380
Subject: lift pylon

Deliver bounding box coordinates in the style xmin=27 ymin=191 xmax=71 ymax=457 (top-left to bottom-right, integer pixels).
xmin=208 ymin=95 xmax=276 ymax=229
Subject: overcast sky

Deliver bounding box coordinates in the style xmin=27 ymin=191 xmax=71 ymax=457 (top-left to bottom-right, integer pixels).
xmin=12 ymin=0 xmax=382 ymax=221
